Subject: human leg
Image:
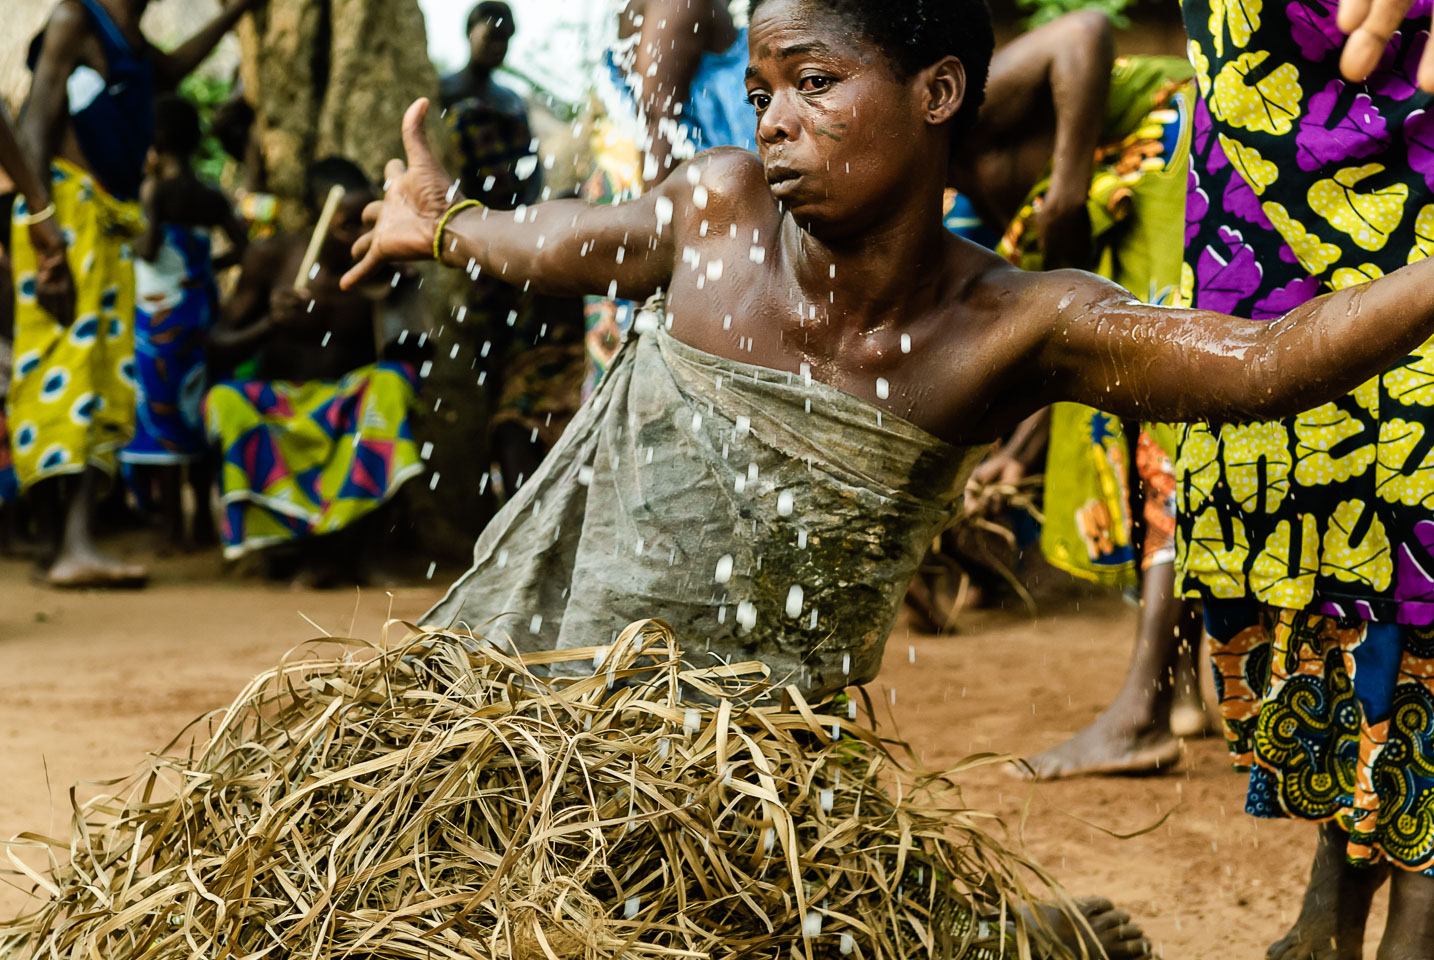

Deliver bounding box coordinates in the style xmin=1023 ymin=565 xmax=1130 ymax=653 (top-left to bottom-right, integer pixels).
xmin=1018 ymin=560 xmax=1185 ymax=779
xmin=1375 ymin=868 xmax=1434 ymax=960
xmin=46 ymin=464 xmax=147 ymax=587
xmin=1266 ymin=823 xmax=1387 ymax=960
xmin=187 ymin=458 xmax=217 ymax=547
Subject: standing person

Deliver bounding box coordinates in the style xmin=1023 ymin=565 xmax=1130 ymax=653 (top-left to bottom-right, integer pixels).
xmin=939 ymin=13 xmax=1210 ymax=777
xmin=439 ymin=1 xmax=583 ymax=500
xmin=121 ymin=95 xmax=247 ymax=550
xmin=439 ymin=1 xmax=541 ymax=210
xmin=583 ymin=0 xmax=757 ymax=398
xmin=0 ymin=101 xmax=73 ymax=550
xmin=13 ymin=0 xmax=262 ymax=588
xmin=1178 ymin=0 xmax=1434 ymax=953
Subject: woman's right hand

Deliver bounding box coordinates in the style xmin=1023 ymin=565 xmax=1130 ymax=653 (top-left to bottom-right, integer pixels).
xmin=342 ymin=98 xmax=460 ymax=289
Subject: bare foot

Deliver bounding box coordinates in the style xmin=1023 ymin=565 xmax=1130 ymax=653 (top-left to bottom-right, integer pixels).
xmin=1013 ymin=710 xmax=1182 ymax=781
xmin=46 ymin=549 xmax=148 ymax=589
xmin=1269 ymin=824 xmax=1386 ymax=960
xmin=1169 ymin=702 xmax=1215 ymax=739
xmin=1021 ymin=897 xmax=1151 ymax=959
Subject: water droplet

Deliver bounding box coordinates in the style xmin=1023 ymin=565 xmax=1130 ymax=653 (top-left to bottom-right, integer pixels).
xmin=715 ymin=555 xmax=734 ymax=583
xmin=820 ymin=788 xmax=834 ymax=812
xmin=625 ymin=896 xmax=641 ymax=919
xmin=840 ymin=933 xmax=855 ymax=955
xmin=876 ymin=378 xmax=890 ymax=400
xmin=785 ymin=585 xmax=804 ymax=618
xmin=900 ymin=333 xmax=912 ymax=354
xmin=777 ymin=490 xmax=794 ymax=516
xmin=737 ymin=601 xmax=757 ymax=631
xmin=803 ymin=912 xmax=822 ymax=938
xmin=529 ymin=614 xmax=543 ymax=634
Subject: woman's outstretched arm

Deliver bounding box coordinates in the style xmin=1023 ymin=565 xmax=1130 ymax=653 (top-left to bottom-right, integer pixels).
xmin=1027 ymin=264 xmax=1434 ymax=424
xmin=342 ymin=99 xmax=709 ymax=300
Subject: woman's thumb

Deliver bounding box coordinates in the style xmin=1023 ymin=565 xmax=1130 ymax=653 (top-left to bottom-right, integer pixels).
xmin=401 ymin=98 xmax=435 ymax=165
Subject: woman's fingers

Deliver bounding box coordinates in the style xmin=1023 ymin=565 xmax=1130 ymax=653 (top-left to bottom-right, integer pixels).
xmin=384 ymin=157 xmax=408 ymax=192
xmin=1419 ymin=19 xmax=1434 ymax=91
xmin=341 ymin=245 xmax=383 ymax=291
xmin=361 ymin=199 xmax=385 ymax=229
xmin=1339 ymin=0 xmax=1413 ymax=80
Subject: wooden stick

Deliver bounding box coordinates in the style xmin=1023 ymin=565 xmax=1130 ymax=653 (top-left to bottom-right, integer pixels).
xmin=294 ymin=184 xmax=345 ymax=289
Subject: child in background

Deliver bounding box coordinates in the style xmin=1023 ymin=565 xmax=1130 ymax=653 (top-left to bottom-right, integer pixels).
xmin=121 ymin=95 xmax=247 ymax=549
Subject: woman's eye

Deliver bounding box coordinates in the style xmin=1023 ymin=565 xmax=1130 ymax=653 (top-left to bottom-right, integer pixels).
xmin=798 ymin=76 xmax=831 ymax=93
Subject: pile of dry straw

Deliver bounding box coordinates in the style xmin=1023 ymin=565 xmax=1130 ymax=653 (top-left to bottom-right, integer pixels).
xmin=0 ymin=620 xmax=1080 ymax=959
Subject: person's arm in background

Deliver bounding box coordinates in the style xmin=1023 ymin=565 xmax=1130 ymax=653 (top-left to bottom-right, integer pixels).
xmin=207 ymin=240 xmax=291 ymax=372
xmin=152 ymin=0 xmax=265 ymax=91
xmin=631 ymin=0 xmax=716 ymax=188
xmin=6 ymin=11 xmax=79 ymax=325
xmin=976 ymin=10 xmax=1114 ymax=268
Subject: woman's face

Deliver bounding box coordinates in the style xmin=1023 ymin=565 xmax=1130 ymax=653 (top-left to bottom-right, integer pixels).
xmin=744 ymin=0 xmax=955 ymax=236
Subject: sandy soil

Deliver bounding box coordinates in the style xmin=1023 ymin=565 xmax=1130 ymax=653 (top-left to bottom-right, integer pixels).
xmin=0 ymin=554 xmax=1376 ymax=958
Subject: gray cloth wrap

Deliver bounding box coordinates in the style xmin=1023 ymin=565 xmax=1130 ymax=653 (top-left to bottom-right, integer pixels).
xmin=427 ymin=325 xmax=986 ymax=698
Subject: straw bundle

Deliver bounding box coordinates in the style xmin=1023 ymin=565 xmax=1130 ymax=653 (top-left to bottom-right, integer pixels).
xmin=0 ymin=620 xmax=1079 ymax=960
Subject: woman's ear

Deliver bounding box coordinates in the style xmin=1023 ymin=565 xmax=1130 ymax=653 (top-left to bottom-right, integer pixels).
xmin=921 ymin=55 xmax=967 ymax=127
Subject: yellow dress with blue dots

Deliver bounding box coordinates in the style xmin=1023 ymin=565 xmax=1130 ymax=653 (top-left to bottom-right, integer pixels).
xmin=8 ymin=159 xmax=142 ymax=489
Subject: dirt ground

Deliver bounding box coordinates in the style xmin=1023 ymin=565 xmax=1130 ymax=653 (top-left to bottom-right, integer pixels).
xmin=0 ymin=554 xmax=1379 ymax=958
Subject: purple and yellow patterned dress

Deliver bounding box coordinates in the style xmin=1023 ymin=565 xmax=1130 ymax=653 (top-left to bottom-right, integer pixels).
xmin=1179 ymin=0 xmax=1434 ymax=872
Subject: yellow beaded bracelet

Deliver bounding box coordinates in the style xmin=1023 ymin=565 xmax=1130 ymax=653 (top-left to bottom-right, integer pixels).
xmin=433 ymin=199 xmax=483 ymax=263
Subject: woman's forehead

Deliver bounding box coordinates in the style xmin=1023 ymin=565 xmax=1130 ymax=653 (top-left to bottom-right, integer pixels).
xmin=749 ymin=0 xmax=859 ymax=57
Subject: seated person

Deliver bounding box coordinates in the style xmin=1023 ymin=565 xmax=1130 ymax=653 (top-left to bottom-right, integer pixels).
xmin=121 ymin=94 xmax=247 ymax=550
xmin=206 ymin=157 xmax=425 ymax=586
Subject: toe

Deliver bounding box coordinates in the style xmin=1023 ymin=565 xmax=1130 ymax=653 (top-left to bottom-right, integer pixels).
xmin=1077 ymin=896 xmax=1116 ymax=916
xmin=1092 ymin=909 xmax=1132 ymax=932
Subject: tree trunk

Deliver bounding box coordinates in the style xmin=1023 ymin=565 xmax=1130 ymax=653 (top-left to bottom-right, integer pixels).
xmin=239 ymin=0 xmax=496 ymax=564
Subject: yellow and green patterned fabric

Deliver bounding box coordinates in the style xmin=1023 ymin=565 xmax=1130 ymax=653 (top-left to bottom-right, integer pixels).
xmin=1000 ymin=57 xmax=1194 ymax=586
xmin=205 ymin=363 xmax=423 ymax=559
xmin=8 ymin=159 xmax=142 ymax=489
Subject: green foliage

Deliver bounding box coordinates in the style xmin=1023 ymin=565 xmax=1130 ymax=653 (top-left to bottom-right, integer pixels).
xmin=178 ymin=73 xmax=236 ymax=185
xmin=1015 ymin=0 xmax=1135 ymax=29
